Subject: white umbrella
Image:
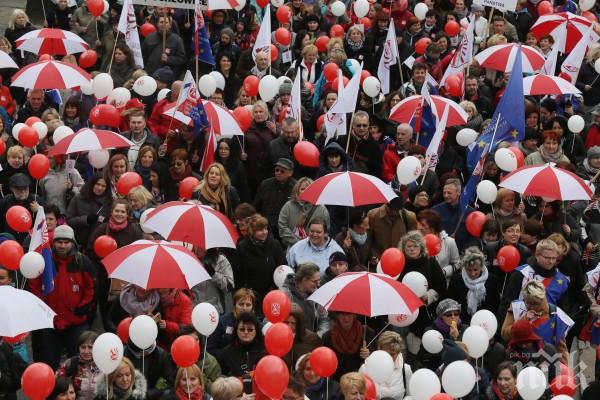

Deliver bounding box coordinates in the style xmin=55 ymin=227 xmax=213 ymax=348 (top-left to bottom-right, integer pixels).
xmin=0 ymin=286 xmax=56 ymax=337
xmin=0 ymin=50 xmax=18 ymax=69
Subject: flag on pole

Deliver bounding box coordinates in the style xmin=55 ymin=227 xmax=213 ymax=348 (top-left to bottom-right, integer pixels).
xmin=542 ymin=35 xmax=562 ymax=76
xmin=425 ymin=104 xmax=449 ymax=171
xmin=29 ymin=207 xmax=56 ymax=296
xmin=410 ymin=82 xmax=437 ymax=148
xmin=289 ymin=71 xmax=304 ymax=139
xmin=118 ymin=0 xmax=144 ymax=68
xmin=195 ymin=0 xmax=215 ymax=65
xmin=252 ymin=5 xmax=271 ymax=63
xmin=325 ymin=70 xmax=348 ymax=143
xmin=200 ymin=127 xmax=217 ymax=172
xmin=378 ymin=19 xmax=399 ymax=95
xmin=440 ymin=17 xmax=474 ymax=85
xmin=560 ymin=26 xmax=593 ymax=83
xmin=163 ymin=70 xmax=200 ymax=126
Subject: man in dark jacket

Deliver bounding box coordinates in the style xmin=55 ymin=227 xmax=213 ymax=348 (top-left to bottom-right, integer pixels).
xmin=125 ymin=342 xmax=176 ymax=400
xmin=259 ymin=118 xmax=300 ymax=181
xmin=142 ymin=14 xmax=187 ymax=76
xmin=0 ymin=173 xmax=42 ymax=244
xmin=120 ymin=110 xmax=162 ymax=168
xmin=342 ymin=111 xmax=382 ymax=178
xmin=14 ymin=89 xmax=51 ymax=123
xmin=432 ymin=178 xmax=473 ymax=250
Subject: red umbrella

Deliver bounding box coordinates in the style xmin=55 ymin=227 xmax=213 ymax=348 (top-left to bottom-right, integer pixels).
xmin=299 ymin=172 xmax=397 ymax=206
xmin=48 ymin=128 xmax=134 ymax=156
xmin=522 ymin=74 xmax=581 ymax=96
xmin=101 ymin=240 xmax=211 ymax=289
xmin=143 ymin=201 xmax=239 ymax=249
xmin=201 ymin=100 xmax=244 ymax=137
xmin=389 ymin=95 xmax=468 ymax=127
xmin=11 ymin=60 xmax=91 ymax=89
xmin=531 ymin=12 xmax=599 ymax=53
xmin=474 ymin=44 xmax=545 ymax=73
xmin=308 ymin=272 xmax=423 ymax=316
xmin=15 ymin=28 xmax=88 ymax=55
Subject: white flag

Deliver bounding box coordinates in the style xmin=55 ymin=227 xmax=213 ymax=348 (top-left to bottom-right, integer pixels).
xmin=163 ymin=70 xmax=199 ymax=125
xmin=440 ymin=17 xmax=474 ymax=85
xmin=325 ymin=70 xmax=348 ymax=142
xmin=378 ymin=19 xmax=399 ymax=95
xmin=425 ymin=104 xmax=449 ymax=171
xmin=560 ymin=26 xmax=593 ymax=83
xmin=252 ymin=5 xmax=271 ymax=63
xmin=332 ymin=62 xmax=363 ymax=113
xmin=289 ymin=71 xmax=304 ymax=139
xmin=542 ymin=35 xmax=561 ymax=76
xmin=118 ymin=0 xmax=144 ymax=68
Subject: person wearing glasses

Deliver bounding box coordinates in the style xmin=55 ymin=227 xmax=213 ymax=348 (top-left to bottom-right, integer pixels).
xmin=217 ymin=312 xmax=266 ymax=378
xmin=344 ymin=110 xmax=382 ymax=179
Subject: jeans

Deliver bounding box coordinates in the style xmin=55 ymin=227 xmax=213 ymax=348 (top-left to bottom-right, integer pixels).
xmin=32 ymin=324 xmax=89 ymax=370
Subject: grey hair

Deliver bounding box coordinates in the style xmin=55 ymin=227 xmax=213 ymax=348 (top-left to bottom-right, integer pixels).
xmin=461 ymin=247 xmax=486 ymax=269
xmin=444 ymin=178 xmax=462 ymax=192
xmin=8 ymin=10 xmax=28 ymax=30
xmin=399 ymin=230 xmax=427 ymax=257
xmin=354 ymin=110 xmax=370 ymax=122
xmin=295 ymin=263 xmax=320 ymax=283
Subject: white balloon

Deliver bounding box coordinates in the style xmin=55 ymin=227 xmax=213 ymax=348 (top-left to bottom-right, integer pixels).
xmin=595 ymin=58 xmax=600 ymax=74
xmin=364 ymin=351 xmax=394 ymax=383
xmin=421 ymin=330 xmax=444 ymax=354
xmin=517 ymin=367 xmax=547 ymax=400
xmin=388 ymin=309 xmax=419 ymax=327
xmin=53 ymin=126 xmax=74 ymax=144
xmin=462 ymin=325 xmax=489 ymax=358
xmin=456 ymin=128 xmax=478 ymax=146
xmin=139 ymin=208 xmax=156 ymax=234
xmin=273 ymin=265 xmax=294 ymax=288
xmin=581 ymin=0 xmax=596 ymax=11
xmin=107 ymin=87 xmax=131 ymax=109
xmin=470 ymin=309 xmax=498 ymax=339
xmin=495 ymin=148 xmax=518 ymax=172
xmin=102 ymin=0 xmax=109 ymax=14
xmin=12 ymin=123 xmax=25 ymax=141
xmin=93 ymin=333 xmax=124 ymax=374
xmin=209 ymin=71 xmax=226 ymax=90
xmin=157 ymin=88 xmax=170 ymax=102
xmin=199 ymin=75 xmax=217 ymax=97
xmin=262 ymin=321 xmax=273 ymax=336
xmin=476 ymin=180 xmax=498 ymax=204
xmin=88 ymin=149 xmax=110 ymax=169
xmin=402 ymin=271 xmax=428 ymax=297
xmin=414 ymin=3 xmax=429 ymax=21
xmin=129 ymin=315 xmax=158 ymax=349
xmin=133 ymin=76 xmax=157 ymax=97
xmin=80 ymin=79 xmax=94 ymax=95
xmin=271 ymin=0 xmax=284 ymax=6
xmin=19 ymin=252 xmax=45 ymax=279
xmin=259 ymin=75 xmax=279 ymax=102
xmin=409 ymin=369 xmax=441 ymax=400
xmin=396 ymin=156 xmax=422 ymax=185
xmin=376 ymin=261 xmax=399 ymax=279
xmin=192 ymin=302 xmax=220 ymax=336
xmin=348 ymin=58 xmax=360 ymax=74
xmin=234 ymin=0 xmax=246 ymax=11
xmin=354 ymin=0 xmax=370 ymax=18
xmin=362 ymin=76 xmax=381 ymax=97
xmin=568 ymin=115 xmax=585 ymax=133
xmin=92 ymin=73 xmax=114 ymax=99
xmin=442 ymin=360 xmax=476 ymax=398
xmin=32 ymin=122 xmax=48 ymax=140
xmin=331 ymin=1 xmax=346 ymax=17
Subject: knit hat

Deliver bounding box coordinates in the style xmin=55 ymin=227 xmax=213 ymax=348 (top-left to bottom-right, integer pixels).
xmin=53 ymin=225 xmax=75 ymax=243
xmin=508 ymin=319 xmax=541 ymax=347
xmin=588 ymin=146 xmax=600 ymax=160
xmin=279 ymin=81 xmax=293 ymax=96
xmin=329 ymin=251 xmax=348 ymax=264
xmin=441 ymin=339 xmax=467 ymax=365
xmin=436 ymin=299 xmax=461 ymax=317
xmin=221 ymin=27 xmax=234 ymax=39
xmin=9 ymin=173 xmax=31 ymax=188
xmin=152 ymin=66 xmax=175 ymax=85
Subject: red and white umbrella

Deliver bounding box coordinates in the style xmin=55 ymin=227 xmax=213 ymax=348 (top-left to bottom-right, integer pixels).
xmin=143 ymin=201 xmax=239 ymax=249
xmin=201 ymin=100 xmax=244 ymax=137
xmin=15 ymin=28 xmax=89 ymax=55
xmin=531 ymin=12 xmax=599 ymax=53
xmin=48 ymin=128 xmax=134 ymax=156
xmin=0 ymin=50 xmax=18 ymax=69
xmin=499 ymin=164 xmax=593 ymax=201
xmin=474 ymin=44 xmax=545 ymax=73
xmin=299 ymin=171 xmax=398 ymax=206
xmin=522 ymin=74 xmax=581 ymax=96
xmin=390 ymin=95 xmax=468 ymax=127
xmin=308 ymin=272 xmax=423 ymax=316
xmin=102 ymin=240 xmax=211 ymax=289
xmin=11 ymin=60 xmax=91 ymax=89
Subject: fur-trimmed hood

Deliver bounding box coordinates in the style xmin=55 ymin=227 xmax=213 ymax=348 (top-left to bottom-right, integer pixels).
xmin=94 ymin=370 xmax=147 ymax=400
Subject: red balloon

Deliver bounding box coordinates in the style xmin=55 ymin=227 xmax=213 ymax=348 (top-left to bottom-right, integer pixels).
xmin=19 ymin=126 xmax=39 ymax=148
xmin=315 ymin=36 xmax=330 ymax=53
xmin=582 ymin=10 xmax=598 ymax=23
xmin=171 ymin=335 xmax=201 ymax=367
xmin=0 ymin=140 xmax=5 ymax=156
xmin=293 ymin=141 xmax=320 ymax=167
xmin=332 ymin=76 xmax=349 ymax=91
xmin=264 ymin=322 xmax=294 ymax=357
xmin=6 ymin=206 xmax=32 ymax=233
xmin=496 ymin=245 xmax=520 ymax=272
xmin=140 ymin=22 xmax=157 ymax=38
xmin=432 ymin=394 xmax=454 ymax=400
xmin=94 ymin=235 xmax=117 ymax=258
xmin=275 ymin=28 xmax=292 ymax=46
xmin=310 ymin=347 xmax=338 ymax=378
xmin=559 ymin=363 xmax=575 ymax=379
xmin=233 ymin=107 xmax=252 ymax=131
xmin=3 ymin=332 xmax=28 ymax=344
xmin=550 ymin=374 xmax=577 ymax=397
xmin=256 ymin=0 xmax=269 ymax=7
xmin=262 ymin=290 xmax=292 ymax=323
xmin=276 ymin=5 xmax=292 ymax=23
xmin=179 ymin=177 xmax=200 ymax=200
xmin=380 ymin=248 xmax=405 ymax=277
xmin=89 ymin=104 xmax=120 ymax=128
xmin=445 ymin=74 xmax=463 ymax=97
xmin=361 ymin=373 xmax=377 ymax=400
xmin=79 ymin=50 xmax=98 ymax=69
xmin=316 ymin=114 xmax=326 ymax=131
xmin=465 ymin=211 xmax=487 ymax=237
xmin=509 ymin=146 xmax=525 ymax=168
xmin=445 ymin=21 xmax=460 ymax=36
xmin=424 ymin=233 xmax=441 ymax=256
xmin=537 ymin=0 xmax=552 ymax=15
xmin=25 ymin=117 xmax=41 ymax=127
xmin=329 ymin=24 xmax=345 ymax=38
xmin=243 ymin=75 xmax=259 ymax=97
xmin=87 ymin=0 xmax=104 ymax=17
xmin=359 ymin=17 xmax=371 ymax=30
xmin=39 ymin=54 xmax=52 ymax=61
xmin=415 ymin=37 xmax=432 ymax=55
xmin=28 ymin=154 xmax=50 ymax=180
xmin=0 ymin=240 xmax=24 ymax=271
xmin=116 ymin=172 xmax=143 ymax=196
xmin=22 ymin=363 xmax=55 ymax=400
xmin=323 ymin=63 xmax=339 ymax=82
xmin=116 ymin=317 xmax=132 ymax=343
xmin=255 ymin=355 xmax=289 ymax=399
xmin=360 ymin=70 xmax=371 ymax=85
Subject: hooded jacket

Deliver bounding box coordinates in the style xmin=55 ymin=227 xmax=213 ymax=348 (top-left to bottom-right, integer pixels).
xmin=316 ymin=142 xmax=353 ymax=178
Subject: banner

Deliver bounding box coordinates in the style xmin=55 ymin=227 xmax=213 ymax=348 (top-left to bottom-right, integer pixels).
xmin=132 ymin=0 xmax=208 ymax=10
xmin=119 ymin=0 xmax=144 ymax=68
xmin=472 ymin=0 xmax=517 ymax=12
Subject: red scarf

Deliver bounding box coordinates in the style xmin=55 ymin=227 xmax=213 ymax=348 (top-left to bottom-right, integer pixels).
xmin=108 ymin=216 xmax=128 ymax=232
xmin=492 ymin=381 xmax=518 ymax=400
xmin=330 ymin=319 xmax=363 ymax=355
xmin=176 ymin=387 xmax=203 ymax=400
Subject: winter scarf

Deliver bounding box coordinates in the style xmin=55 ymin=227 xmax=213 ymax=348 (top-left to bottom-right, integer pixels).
xmin=198 ymin=181 xmax=228 ymax=213
xmin=119 ymin=285 xmax=160 ymax=316
xmin=433 ymin=316 xmax=462 ymax=335
xmin=491 ymin=381 xmax=518 ymax=400
xmin=350 ymin=228 xmax=368 ymax=246
xmin=462 ymin=266 xmax=489 ymax=316
xmin=109 ymin=216 xmax=128 ymax=232
xmin=175 ymin=386 xmax=204 ymax=400
xmin=583 ymin=158 xmax=600 ymax=176
xmin=330 ymin=319 xmax=363 ymax=354
xmin=538 ymin=146 xmax=565 ymax=163
xmin=346 ymin=38 xmax=364 ymax=52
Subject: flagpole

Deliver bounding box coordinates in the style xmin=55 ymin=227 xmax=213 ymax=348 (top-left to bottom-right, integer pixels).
xmin=345 ymin=112 xmax=356 ymax=153
xmin=107 ymin=31 xmax=120 ymax=74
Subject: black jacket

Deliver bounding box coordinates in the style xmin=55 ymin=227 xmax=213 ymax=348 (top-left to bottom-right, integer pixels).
xmin=484 ymin=240 xmax=531 ymax=282
xmin=0 ymin=341 xmax=27 ymax=400
xmin=217 ymin=341 xmax=266 ymax=377
xmin=124 ymin=344 xmax=176 ymax=400
xmin=446 ymin=270 xmax=501 ymax=325
xmin=253 ymin=177 xmax=297 ymax=234
xmin=0 ymin=194 xmax=43 ymax=244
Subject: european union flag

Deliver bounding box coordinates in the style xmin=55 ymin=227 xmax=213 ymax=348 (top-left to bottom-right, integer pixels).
xmin=190 ymin=102 xmax=210 ymax=139
xmin=410 ymin=103 xmax=437 ymax=148
xmin=194 ymin=10 xmax=215 ymax=66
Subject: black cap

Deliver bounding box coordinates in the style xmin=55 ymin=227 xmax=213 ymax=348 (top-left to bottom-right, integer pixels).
xmin=275 ymin=158 xmax=294 ymax=171
xmin=329 ymin=251 xmax=348 ymax=264
xmin=152 ymin=66 xmax=174 ymax=85
xmin=9 ymin=173 xmax=31 ymax=188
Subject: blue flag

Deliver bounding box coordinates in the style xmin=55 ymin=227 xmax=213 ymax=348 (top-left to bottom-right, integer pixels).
xmin=190 ymin=102 xmax=210 ymax=139
xmin=194 ymin=7 xmax=215 ymax=65
xmin=410 ymin=103 xmax=437 ymax=148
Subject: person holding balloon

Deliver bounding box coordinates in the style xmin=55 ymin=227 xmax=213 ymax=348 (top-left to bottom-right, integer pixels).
xmin=282 ymin=304 xmax=322 ymax=369
xmin=56 ymin=330 xmax=102 ymax=400
xmin=483 ymin=218 xmax=531 ymax=282
xmin=416 ymin=209 xmax=460 ymax=280
xmin=41 ymin=156 xmax=85 ymax=214
xmin=294 ymin=353 xmax=342 ymax=400
xmin=94 ymin=357 xmax=148 ymax=400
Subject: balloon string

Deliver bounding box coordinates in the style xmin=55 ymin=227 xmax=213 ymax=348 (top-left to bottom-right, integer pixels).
xmin=142 ymin=350 xmax=145 ymax=376
xmin=501 ymin=274 xmax=508 ymax=298
xmin=326 ymin=377 xmax=329 ymax=400
xmin=475 ymin=357 xmax=480 ymax=394
xmin=105 ymin=374 xmax=109 ymax=400
xmin=185 ymin=369 xmax=191 ymax=400
xmin=200 ymin=336 xmax=208 ymax=374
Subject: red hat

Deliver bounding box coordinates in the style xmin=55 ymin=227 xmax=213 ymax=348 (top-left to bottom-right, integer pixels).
xmin=125 ymin=98 xmax=145 ymax=110
xmin=508 ymin=319 xmax=541 ymax=347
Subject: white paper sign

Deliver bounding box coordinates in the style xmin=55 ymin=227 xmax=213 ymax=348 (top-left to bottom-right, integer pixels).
xmin=473 ymin=0 xmax=517 ymax=12
xmin=132 ymin=0 xmax=208 ymax=10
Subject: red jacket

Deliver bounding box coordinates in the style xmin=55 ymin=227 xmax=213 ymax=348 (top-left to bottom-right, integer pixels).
xmin=382 ymin=143 xmax=405 ymax=183
xmin=159 ymin=290 xmax=193 ymax=348
xmin=148 ymin=98 xmax=178 ymax=139
xmin=0 ymin=85 xmax=16 ymax=117
xmin=585 ymin=124 xmax=600 ymax=149
xmin=29 ymin=253 xmax=95 ymax=330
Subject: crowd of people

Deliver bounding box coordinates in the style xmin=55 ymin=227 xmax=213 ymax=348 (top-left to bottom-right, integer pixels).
xmin=2 ymin=0 xmax=600 ymax=399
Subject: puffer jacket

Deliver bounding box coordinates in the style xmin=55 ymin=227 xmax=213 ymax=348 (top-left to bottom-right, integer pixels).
xmin=281 ymin=276 xmax=329 ymax=336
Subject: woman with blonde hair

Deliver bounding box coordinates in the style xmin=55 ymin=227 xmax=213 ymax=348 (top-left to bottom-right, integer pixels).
xmin=295 ymin=352 xmax=342 ymax=400
xmin=94 ymin=357 xmax=147 ymax=400
xmin=459 ymin=100 xmax=483 ymax=132
xmin=193 ymin=162 xmax=239 ymax=220
xmin=211 ymin=377 xmax=247 ymax=400
xmin=5 ymin=10 xmax=34 ymax=49
xmin=127 ymin=185 xmax=155 ymax=222
xmin=172 ymin=363 xmax=210 ymax=400
xmin=340 ymin=372 xmax=366 ymax=400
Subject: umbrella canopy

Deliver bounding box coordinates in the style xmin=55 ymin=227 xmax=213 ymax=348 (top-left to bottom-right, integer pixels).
xmin=201 ymin=100 xmax=244 ymax=137
xmin=0 ymin=286 xmax=56 ymax=337
xmin=499 ymin=163 xmax=593 ymax=201
xmin=16 ymin=28 xmax=89 ymax=55
xmin=143 ymin=201 xmax=239 ymax=249
xmin=299 ymin=172 xmax=398 ymax=206
xmin=102 ymin=240 xmax=211 ymax=289
xmin=0 ymin=50 xmax=18 ymax=69
xmin=11 ymin=60 xmax=91 ymax=90
xmin=308 ymin=272 xmax=423 ymax=316
xmin=48 ymin=128 xmax=134 ymax=156
xmin=474 ymin=44 xmax=545 ymax=73
xmin=389 ymin=95 xmax=468 ymax=127
xmin=522 ymin=74 xmax=581 ymax=96
xmin=531 ymin=12 xmax=599 ymax=53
